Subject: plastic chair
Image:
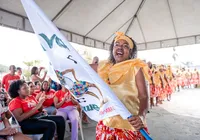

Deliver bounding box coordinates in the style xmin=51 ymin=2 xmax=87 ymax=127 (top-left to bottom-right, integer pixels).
xmin=58 ymin=109 xmax=84 ymax=140
xmin=8 ymin=109 xmax=43 ymax=140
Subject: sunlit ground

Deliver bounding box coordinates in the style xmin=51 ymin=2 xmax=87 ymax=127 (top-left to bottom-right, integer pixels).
xmin=147 ymin=88 xmax=200 ymax=140
xmin=159 ymin=88 xmax=200 ymax=119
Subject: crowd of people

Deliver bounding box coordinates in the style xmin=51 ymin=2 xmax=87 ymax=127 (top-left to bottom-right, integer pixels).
xmin=0 ymin=56 xmax=100 ymax=140
xmin=0 ymin=31 xmax=199 ymax=140
xmin=0 ymin=65 xmax=83 ymax=140
xmin=146 ymin=63 xmax=200 ymax=109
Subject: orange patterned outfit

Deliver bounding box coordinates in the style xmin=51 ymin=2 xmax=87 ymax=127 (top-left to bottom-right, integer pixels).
xmin=192 ymin=70 xmax=199 ymax=85
xmin=96 ymin=121 xmax=148 ymax=140
xmin=185 ymin=71 xmax=191 ymax=86
xmin=152 ymin=70 xmax=162 ymax=98
xmin=96 ymin=59 xmax=149 ymax=140
xmin=160 ymin=71 xmax=168 ymax=99
xmin=176 ymin=70 xmax=182 ymax=86
xmin=165 ymin=67 xmax=174 ymax=94
xmin=181 ymin=71 xmax=186 ymax=86
xmin=148 ymin=68 xmax=155 ymax=98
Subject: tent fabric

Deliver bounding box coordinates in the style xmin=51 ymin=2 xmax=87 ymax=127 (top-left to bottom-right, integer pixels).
xmin=0 ymin=0 xmax=200 ymax=50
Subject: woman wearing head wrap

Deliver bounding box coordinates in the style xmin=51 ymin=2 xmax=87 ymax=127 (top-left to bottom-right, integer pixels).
xmin=148 ymin=64 xmax=157 ymax=108
xmin=165 ymin=65 xmax=175 ymax=101
xmin=92 ymin=32 xmax=149 ymax=139
xmin=159 ymin=65 xmax=169 ymax=102
xmin=193 ymin=68 xmax=199 ymax=88
xmin=151 ymin=65 xmax=162 ymax=106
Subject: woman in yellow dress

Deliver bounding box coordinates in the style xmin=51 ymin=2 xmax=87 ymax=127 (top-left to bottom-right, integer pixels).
xmin=92 ymin=32 xmax=149 ymax=139
xmin=176 ymin=69 xmax=182 ymax=91
xmin=185 ymin=69 xmax=192 ymax=88
xmin=152 ymin=65 xmax=162 ymax=105
xmin=159 ymin=65 xmax=169 ymax=102
xmin=193 ymin=68 xmax=199 ymax=88
xmin=147 ymin=62 xmax=155 ymax=108
xmin=165 ymin=65 xmax=174 ymax=101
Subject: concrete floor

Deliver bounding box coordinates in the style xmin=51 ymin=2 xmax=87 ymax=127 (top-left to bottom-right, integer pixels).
xmin=66 ymin=88 xmax=200 ymax=140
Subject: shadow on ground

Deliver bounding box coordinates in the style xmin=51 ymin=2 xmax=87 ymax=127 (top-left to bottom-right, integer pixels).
xmin=147 ymin=106 xmax=200 ymax=140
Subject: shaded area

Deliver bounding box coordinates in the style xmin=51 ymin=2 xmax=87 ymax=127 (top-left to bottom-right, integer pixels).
xmin=1 ymin=0 xmax=200 ymax=50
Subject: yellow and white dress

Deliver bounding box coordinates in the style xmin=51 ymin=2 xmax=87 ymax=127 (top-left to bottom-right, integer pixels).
xmin=96 ymin=59 xmax=149 ymax=140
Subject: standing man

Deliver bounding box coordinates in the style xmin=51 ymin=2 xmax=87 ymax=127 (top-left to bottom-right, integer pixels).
xmin=2 ymin=65 xmax=20 ymax=91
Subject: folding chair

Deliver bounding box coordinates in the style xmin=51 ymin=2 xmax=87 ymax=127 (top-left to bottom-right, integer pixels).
xmin=57 ymin=109 xmax=84 ymax=140
xmin=8 ymin=109 xmax=43 ymax=140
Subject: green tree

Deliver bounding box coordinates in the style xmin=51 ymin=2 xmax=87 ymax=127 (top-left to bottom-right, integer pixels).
xmin=0 ymin=64 xmax=9 ymax=73
xmin=83 ymin=50 xmax=92 ymax=63
xmin=0 ymin=64 xmax=9 ymax=79
xmin=23 ymin=60 xmax=41 ymax=81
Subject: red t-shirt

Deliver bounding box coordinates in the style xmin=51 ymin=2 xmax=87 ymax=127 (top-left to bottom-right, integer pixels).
xmin=34 ymin=90 xmax=41 ymax=94
xmin=30 ymin=92 xmax=37 ymax=98
xmin=55 ymin=90 xmax=74 ymax=108
xmin=2 ymin=74 xmax=20 ymax=91
xmin=9 ymin=96 xmax=39 ymax=115
xmin=31 ymin=90 xmax=41 ymax=98
xmin=43 ymin=89 xmax=55 ymax=107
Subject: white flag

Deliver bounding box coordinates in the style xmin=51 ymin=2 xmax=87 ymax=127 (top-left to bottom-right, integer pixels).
xmin=21 ymin=0 xmax=131 ymax=121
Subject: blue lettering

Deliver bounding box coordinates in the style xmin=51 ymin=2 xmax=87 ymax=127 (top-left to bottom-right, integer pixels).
xmin=82 ymin=104 xmax=100 ymax=112
xmin=41 ymin=44 xmax=46 ymax=51
xmin=92 ymin=104 xmax=100 ymax=111
xmin=39 ymin=33 xmax=70 ymax=51
xmin=55 ymin=36 xmax=69 ymax=50
xmin=39 ymin=34 xmax=56 ymax=49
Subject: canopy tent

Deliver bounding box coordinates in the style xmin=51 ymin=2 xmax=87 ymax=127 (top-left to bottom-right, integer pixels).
xmin=0 ymin=0 xmax=200 ymax=51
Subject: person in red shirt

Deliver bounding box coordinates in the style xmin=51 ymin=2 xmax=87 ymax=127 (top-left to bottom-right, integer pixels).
xmin=54 ymin=85 xmax=79 ymax=140
xmin=34 ymin=81 xmax=41 ymax=91
xmin=0 ymin=103 xmax=31 ymax=140
xmin=39 ymin=81 xmax=56 ymax=115
xmin=2 ymin=65 xmax=20 ymax=92
xmin=8 ymin=80 xmax=65 ymax=140
xmin=27 ymin=82 xmax=41 ymax=101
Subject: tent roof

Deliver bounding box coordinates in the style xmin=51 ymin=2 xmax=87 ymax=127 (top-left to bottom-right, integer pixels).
xmin=0 ymin=0 xmax=200 ymax=50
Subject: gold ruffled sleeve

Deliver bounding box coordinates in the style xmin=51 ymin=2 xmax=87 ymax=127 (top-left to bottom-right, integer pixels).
xmin=98 ymin=59 xmax=148 ymax=131
xmin=98 ymin=60 xmax=112 ymax=84
xmin=142 ymin=65 xmax=152 ymax=84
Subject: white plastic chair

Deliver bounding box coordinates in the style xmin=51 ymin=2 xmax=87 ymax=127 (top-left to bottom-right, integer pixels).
xmin=58 ymin=109 xmax=84 ymax=140
xmin=68 ymin=111 xmax=84 ymax=140
xmin=8 ymin=109 xmax=43 ymax=140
